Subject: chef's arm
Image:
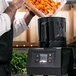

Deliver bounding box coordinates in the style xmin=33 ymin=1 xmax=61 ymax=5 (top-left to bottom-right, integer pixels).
xmin=13 ymin=11 xmax=35 ymax=38
xmin=24 ymin=11 xmax=35 ymax=25
xmin=0 ymin=0 xmax=25 ymax=37
xmin=4 ymin=0 xmax=25 ymax=23
xmin=4 ymin=4 xmax=16 ymax=23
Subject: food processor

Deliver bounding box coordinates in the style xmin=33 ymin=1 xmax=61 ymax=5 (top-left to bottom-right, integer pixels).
xmin=26 ymin=17 xmax=73 ymax=76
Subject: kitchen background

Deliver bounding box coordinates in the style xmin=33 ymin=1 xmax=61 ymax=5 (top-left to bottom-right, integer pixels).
xmin=5 ymin=0 xmax=76 ymax=76
xmin=7 ymin=0 xmax=76 ymax=47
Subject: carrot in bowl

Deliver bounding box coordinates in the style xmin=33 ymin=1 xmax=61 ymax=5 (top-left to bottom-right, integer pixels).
xmin=27 ymin=0 xmax=61 ymax=15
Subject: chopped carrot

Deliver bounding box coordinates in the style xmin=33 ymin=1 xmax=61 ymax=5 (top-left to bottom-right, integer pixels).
xmin=27 ymin=0 xmax=61 ymax=15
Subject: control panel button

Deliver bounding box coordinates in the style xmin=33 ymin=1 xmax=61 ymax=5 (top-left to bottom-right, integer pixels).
xmin=36 ymin=54 xmax=40 ymax=58
xmin=49 ymin=54 xmax=52 ymax=57
xmin=48 ymin=60 xmax=52 ymax=63
xmin=48 ymin=57 xmax=52 ymax=60
xmin=35 ymin=59 xmax=39 ymax=63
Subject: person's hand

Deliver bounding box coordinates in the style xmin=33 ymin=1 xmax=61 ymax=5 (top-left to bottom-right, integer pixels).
xmin=11 ymin=0 xmax=25 ymax=10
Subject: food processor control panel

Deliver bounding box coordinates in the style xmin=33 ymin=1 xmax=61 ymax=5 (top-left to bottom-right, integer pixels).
xmin=27 ymin=48 xmax=61 ymax=68
xmin=27 ymin=47 xmax=73 ymax=75
xmin=34 ymin=53 xmax=54 ymax=64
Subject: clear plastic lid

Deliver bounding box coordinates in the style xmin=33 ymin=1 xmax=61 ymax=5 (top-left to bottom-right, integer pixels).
xmin=25 ymin=0 xmax=67 ymax=17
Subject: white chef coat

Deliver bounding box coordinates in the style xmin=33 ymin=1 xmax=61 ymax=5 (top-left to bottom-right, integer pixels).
xmin=0 ymin=0 xmax=29 ymax=38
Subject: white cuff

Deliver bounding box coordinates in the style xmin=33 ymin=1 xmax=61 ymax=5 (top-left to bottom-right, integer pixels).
xmin=2 ymin=13 xmax=11 ymax=31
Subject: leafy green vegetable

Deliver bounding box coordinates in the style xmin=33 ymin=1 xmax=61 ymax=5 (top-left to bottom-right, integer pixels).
xmin=11 ymin=50 xmax=27 ymax=73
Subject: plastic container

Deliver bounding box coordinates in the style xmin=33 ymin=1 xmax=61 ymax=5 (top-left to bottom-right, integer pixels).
xmin=25 ymin=0 xmax=67 ymax=17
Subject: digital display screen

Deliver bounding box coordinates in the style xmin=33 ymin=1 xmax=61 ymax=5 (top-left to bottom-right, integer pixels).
xmin=40 ymin=54 xmax=47 ymax=63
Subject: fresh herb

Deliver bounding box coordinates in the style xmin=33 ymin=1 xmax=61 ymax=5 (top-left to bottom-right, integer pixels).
xmin=11 ymin=50 xmax=27 ymax=73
